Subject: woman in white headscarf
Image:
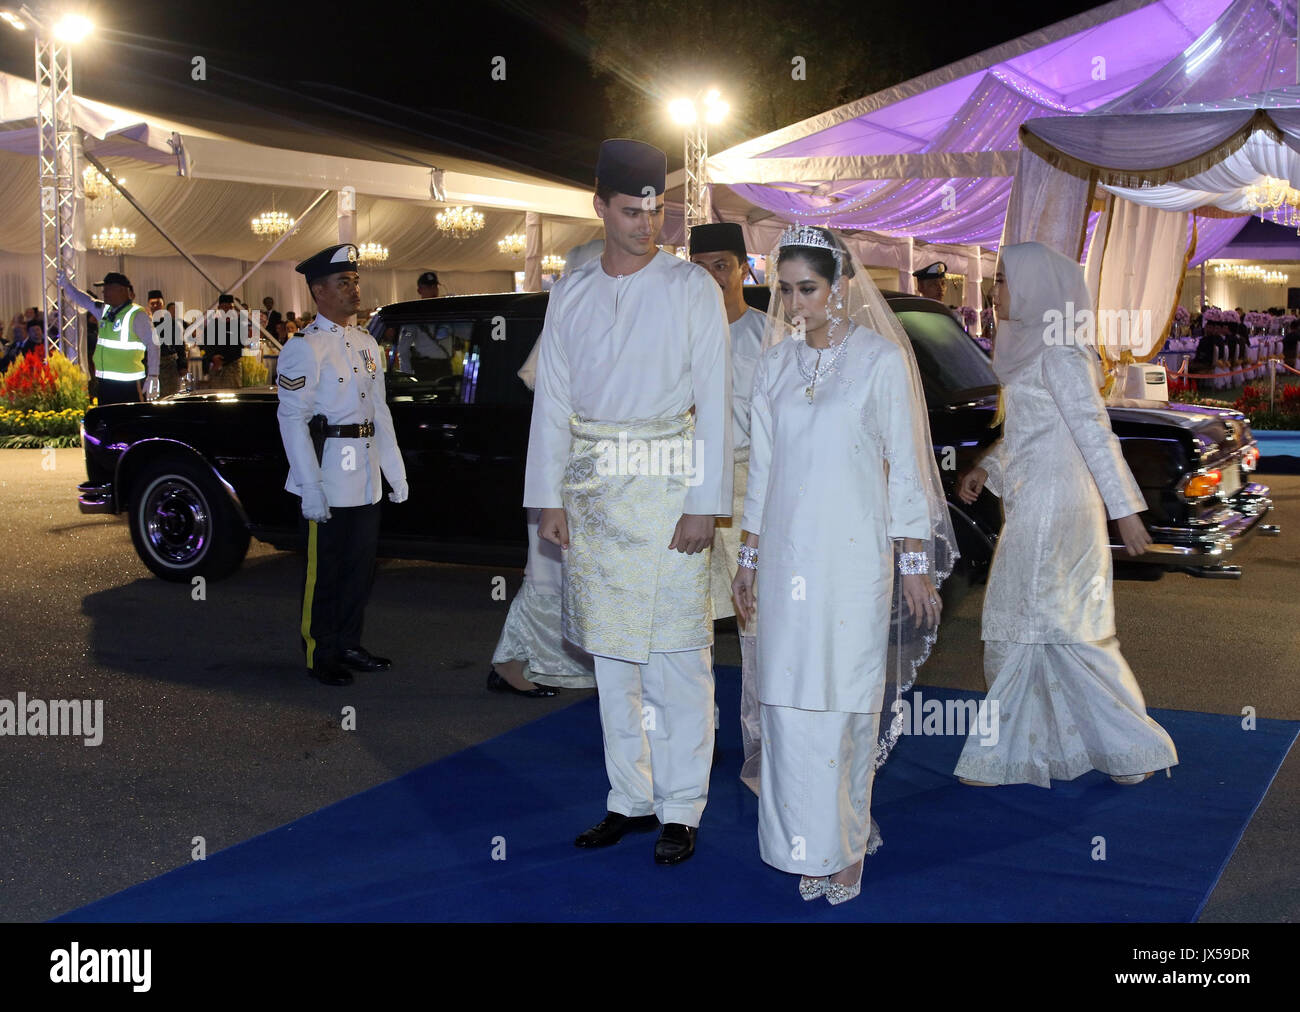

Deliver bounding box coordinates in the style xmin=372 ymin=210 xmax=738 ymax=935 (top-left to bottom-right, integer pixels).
xmin=953 ymin=241 xmax=1178 ymax=788
xmin=732 ymin=226 xmax=955 ymax=905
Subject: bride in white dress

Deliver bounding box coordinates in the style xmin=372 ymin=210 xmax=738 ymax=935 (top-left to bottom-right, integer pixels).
xmin=732 ymin=226 xmax=955 ymax=905
xmin=953 ymin=241 xmax=1178 ymax=788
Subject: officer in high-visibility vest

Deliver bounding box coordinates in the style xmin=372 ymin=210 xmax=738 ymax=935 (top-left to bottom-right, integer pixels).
xmin=58 ymin=270 xmax=159 ymax=404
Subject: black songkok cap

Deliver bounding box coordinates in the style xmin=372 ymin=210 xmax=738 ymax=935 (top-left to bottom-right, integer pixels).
xmin=147 ymin=289 xmax=163 ymax=300
xmin=596 ymin=138 xmax=666 ymax=197
xmin=93 ymin=271 xmax=132 ymax=288
xmin=689 ymin=222 xmax=747 ymax=261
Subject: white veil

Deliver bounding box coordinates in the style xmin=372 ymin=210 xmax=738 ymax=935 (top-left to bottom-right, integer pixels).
xmin=760 ymin=226 xmax=958 ymax=777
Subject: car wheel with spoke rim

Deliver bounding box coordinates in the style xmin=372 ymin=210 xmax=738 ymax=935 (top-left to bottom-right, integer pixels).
xmin=128 ymin=456 xmax=250 ymax=581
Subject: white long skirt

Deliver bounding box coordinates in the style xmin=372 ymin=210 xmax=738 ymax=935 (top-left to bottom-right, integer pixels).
xmin=953 ymin=637 xmax=1178 ymax=788
xmin=491 ymin=510 xmax=595 ymax=689
xmin=758 ymin=705 xmax=881 ymax=875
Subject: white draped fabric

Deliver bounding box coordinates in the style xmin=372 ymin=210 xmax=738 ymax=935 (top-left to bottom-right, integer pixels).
xmin=1000 ymin=147 xmax=1093 ymax=255
xmin=1088 ymin=199 xmax=1191 ymax=362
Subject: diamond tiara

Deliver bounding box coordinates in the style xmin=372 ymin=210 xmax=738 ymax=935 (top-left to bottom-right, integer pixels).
xmin=777 ymin=225 xmax=840 ymax=256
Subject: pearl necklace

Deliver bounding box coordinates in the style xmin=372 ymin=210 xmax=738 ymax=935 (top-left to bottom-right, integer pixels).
xmin=796 ymin=324 xmax=852 ymax=402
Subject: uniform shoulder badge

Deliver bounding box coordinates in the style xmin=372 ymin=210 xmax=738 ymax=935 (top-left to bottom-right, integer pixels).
xmin=278 ymin=374 xmax=306 ymax=390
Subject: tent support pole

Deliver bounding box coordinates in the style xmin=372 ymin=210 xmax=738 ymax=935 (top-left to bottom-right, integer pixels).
xmin=81 ymin=149 xmax=230 ymax=297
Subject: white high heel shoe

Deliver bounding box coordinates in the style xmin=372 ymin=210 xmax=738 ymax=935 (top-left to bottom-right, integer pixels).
xmin=825 ymin=860 xmax=864 ymax=906
xmin=799 ymin=876 xmax=828 ymax=901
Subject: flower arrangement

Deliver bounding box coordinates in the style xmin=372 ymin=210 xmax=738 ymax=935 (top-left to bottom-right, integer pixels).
xmin=1231 ymin=382 xmax=1300 ymax=430
xmin=980 ymin=307 xmax=996 ymax=335
xmin=239 ymin=356 xmax=269 ymax=387
xmin=959 ymin=305 xmax=978 ymax=330
xmin=0 ymin=350 xmax=89 ymax=446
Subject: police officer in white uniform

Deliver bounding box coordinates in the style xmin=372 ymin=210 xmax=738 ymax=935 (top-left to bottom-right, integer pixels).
xmin=913 ymin=261 xmax=949 ymax=302
xmin=276 ymin=243 xmax=409 ymax=686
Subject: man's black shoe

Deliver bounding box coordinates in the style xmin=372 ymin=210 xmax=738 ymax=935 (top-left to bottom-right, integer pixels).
xmin=654 ymin=823 xmax=697 ymax=864
xmin=308 ymin=661 xmax=354 ymax=686
xmin=340 ymin=647 xmax=391 ymax=671
xmin=574 ymin=811 xmax=659 ymax=848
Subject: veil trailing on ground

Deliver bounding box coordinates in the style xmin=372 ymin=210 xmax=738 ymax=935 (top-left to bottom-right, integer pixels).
xmin=760 ymin=226 xmax=958 ymax=784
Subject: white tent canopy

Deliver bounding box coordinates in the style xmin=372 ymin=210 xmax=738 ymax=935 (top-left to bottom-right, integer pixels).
xmin=1003 ymin=89 xmax=1300 ymax=384
xmin=0 ymin=70 xmax=602 ymax=314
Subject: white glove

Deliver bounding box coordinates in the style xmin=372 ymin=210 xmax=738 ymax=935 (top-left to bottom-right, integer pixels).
xmin=301 ymin=484 xmax=331 ymax=522
xmin=142 ymin=375 xmax=160 ymax=401
xmin=388 ymin=479 xmax=409 ymax=504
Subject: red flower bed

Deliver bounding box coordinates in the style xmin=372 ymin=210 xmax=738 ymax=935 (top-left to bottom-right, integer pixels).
xmin=2 ymin=349 xmax=58 ymax=411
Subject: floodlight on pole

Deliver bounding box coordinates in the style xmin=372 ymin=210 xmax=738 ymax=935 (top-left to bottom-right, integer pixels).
xmin=6 ymin=4 xmax=96 ymax=364
xmin=670 ymin=89 xmax=727 ymax=236
xmin=52 ymin=12 xmax=91 ymax=41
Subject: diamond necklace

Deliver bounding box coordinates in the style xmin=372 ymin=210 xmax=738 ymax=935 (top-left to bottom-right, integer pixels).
xmin=796 ymin=324 xmax=852 ymax=402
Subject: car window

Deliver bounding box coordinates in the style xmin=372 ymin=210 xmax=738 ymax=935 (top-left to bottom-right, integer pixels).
xmin=894 ymin=309 xmax=999 ymax=403
xmin=464 ymin=317 xmax=542 ymax=405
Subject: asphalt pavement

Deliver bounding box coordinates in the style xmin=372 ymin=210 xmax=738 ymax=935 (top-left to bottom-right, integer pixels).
xmin=0 ymin=448 xmax=1295 ymax=922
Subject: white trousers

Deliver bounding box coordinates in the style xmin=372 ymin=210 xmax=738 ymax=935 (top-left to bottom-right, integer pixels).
xmin=594 ymin=647 xmax=715 ymax=827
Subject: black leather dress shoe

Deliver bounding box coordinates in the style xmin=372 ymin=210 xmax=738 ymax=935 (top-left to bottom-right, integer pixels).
xmin=340 ymin=647 xmax=391 ymax=671
xmin=308 ymin=661 xmax=354 ymax=686
xmin=487 ymin=668 xmax=558 ymax=698
xmin=654 ymin=823 xmax=697 ymax=864
xmin=574 ymin=811 xmax=659 ymax=848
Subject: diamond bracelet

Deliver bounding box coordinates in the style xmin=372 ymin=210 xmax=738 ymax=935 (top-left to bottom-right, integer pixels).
xmin=898 ymin=551 xmax=929 ymax=575
xmin=737 ymin=546 xmax=758 ymax=570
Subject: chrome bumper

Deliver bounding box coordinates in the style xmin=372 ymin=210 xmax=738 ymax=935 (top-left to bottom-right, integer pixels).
xmin=78 ymin=481 xmax=115 ymax=514
xmin=1127 ymin=482 xmax=1277 ymax=578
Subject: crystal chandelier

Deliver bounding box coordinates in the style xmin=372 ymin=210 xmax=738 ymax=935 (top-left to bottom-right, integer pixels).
xmin=357 ymin=241 xmax=389 ymax=265
xmin=1211 ymin=262 xmax=1288 ymax=284
xmin=82 ymin=165 xmax=117 ymax=202
xmin=497 ymin=233 xmax=525 ymax=256
xmin=436 ymin=206 xmax=485 ymax=240
xmin=542 ymin=254 xmax=565 ymax=274
xmin=251 ymin=210 xmax=295 ymax=239
xmin=90 ymin=225 xmax=136 ymax=255
xmin=1245 ymin=176 xmax=1294 ymax=214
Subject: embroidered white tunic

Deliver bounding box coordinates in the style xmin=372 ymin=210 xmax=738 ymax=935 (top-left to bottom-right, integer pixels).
xmin=524 ymin=250 xmax=732 ymax=515
xmin=977 ymin=343 xmax=1146 ymax=644
xmin=742 ymin=327 xmax=930 ymax=714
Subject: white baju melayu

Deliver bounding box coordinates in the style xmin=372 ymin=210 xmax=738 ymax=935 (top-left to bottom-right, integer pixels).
xmin=525 ymin=249 xmax=732 ymax=827
xmin=953 ymin=243 xmax=1178 ymax=788
xmin=706 ymin=305 xmax=766 ymax=793
xmin=742 ymin=326 xmax=930 ymax=874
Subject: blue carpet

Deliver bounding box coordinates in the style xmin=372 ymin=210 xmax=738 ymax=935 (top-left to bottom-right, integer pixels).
xmin=58 ymin=669 xmax=1296 ymax=922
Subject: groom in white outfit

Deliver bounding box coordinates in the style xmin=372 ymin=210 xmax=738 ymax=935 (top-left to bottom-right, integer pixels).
xmin=525 ymin=138 xmax=732 ymax=864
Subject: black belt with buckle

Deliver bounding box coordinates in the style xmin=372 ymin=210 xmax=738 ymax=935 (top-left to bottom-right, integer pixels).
xmin=323 ymin=420 xmax=375 ymax=438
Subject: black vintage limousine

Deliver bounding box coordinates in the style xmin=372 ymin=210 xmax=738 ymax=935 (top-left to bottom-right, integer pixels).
xmin=78 ymin=287 xmax=1277 ymax=586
